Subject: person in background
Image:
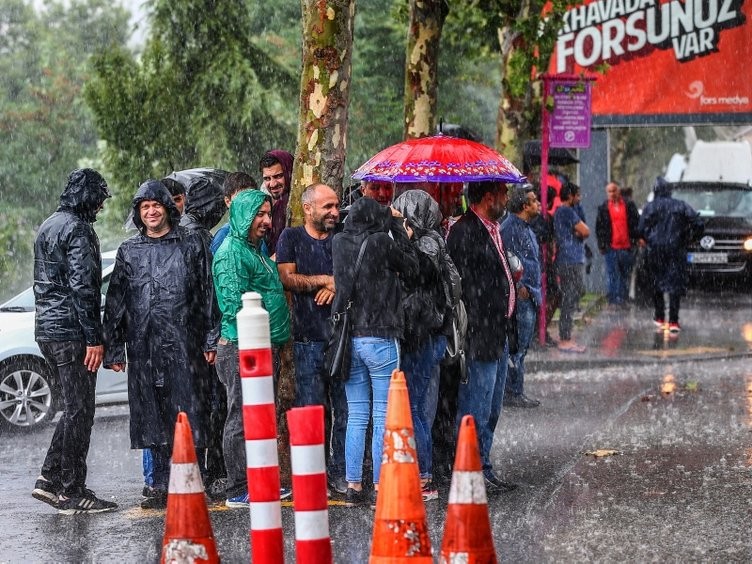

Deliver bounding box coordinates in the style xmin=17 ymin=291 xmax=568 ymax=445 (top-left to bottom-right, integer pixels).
xmin=103 ymin=180 xmax=218 ymax=510
xmin=212 ymin=189 xmax=291 ymax=507
xmin=529 ymin=185 xmax=559 ymax=347
xmin=211 ymin=172 xmax=259 ymax=255
xmin=502 ymin=186 xmax=542 ymax=408
xmin=332 ymin=197 xmax=419 ymax=507
xmin=162 ymin=177 xmax=186 ymax=216
xmin=596 ymin=181 xmax=640 ymax=307
xmin=259 ymin=150 xmax=294 ymax=256
xmin=31 ymin=168 xmax=117 ymax=515
xmin=553 ymin=182 xmax=589 ymax=353
xmin=276 ymin=183 xmax=348 ymax=495
xmin=361 ymin=180 xmax=394 ymax=207
xmin=638 ymin=176 xmax=704 ymax=332
xmin=447 ymin=180 xmax=518 ymax=493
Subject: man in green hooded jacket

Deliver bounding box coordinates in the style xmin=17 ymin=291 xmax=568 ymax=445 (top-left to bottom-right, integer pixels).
xmin=212 ymin=189 xmax=290 ymax=507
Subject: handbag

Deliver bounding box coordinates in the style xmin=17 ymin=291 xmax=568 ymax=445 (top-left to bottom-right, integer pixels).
xmin=323 ymin=236 xmax=370 ymax=381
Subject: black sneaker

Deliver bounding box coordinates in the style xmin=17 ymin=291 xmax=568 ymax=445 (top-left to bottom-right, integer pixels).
xmin=503 ymin=394 xmax=541 ymax=408
xmin=483 ymin=471 xmax=518 ymax=494
xmin=344 ymin=487 xmax=367 ymax=507
xmin=58 ymin=490 xmax=118 ymax=515
xmin=205 ymin=478 xmax=228 ymax=501
xmin=32 ymin=477 xmax=60 ymax=508
xmin=327 ymin=475 xmax=348 ymax=496
xmin=140 ymin=488 xmax=168 ymax=510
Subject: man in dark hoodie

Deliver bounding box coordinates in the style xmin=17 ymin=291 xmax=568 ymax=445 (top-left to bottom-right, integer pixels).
xmin=103 ymin=180 xmax=218 ymax=509
xmin=259 ymin=149 xmax=294 ymax=255
xmin=639 ymin=176 xmax=704 ymax=332
xmin=31 ymin=168 xmax=117 ymax=515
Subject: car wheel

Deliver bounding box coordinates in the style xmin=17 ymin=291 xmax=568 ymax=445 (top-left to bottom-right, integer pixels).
xmin=0 ymin=357 xmax=58 ymax=430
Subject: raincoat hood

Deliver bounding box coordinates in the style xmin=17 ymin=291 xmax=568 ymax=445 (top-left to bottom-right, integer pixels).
xmin=58 ymin=168 xmax=111 ymax=223
xmin=654 ymin=176 xmax=672 ymax=198
xmin=264 ymin=149 xmax=294 ymax=194
xmin=393 ymin=189 xmax=441 ymax=232
xmin=131 ymin=179 xmax=181 ymax=234
xmin=181 ymin=176 xmax=227 ymax=231
xmin=228 ymin=188 xmax=271 ymax=241
xmin=343 ymin=196 xmax=392 ymax=236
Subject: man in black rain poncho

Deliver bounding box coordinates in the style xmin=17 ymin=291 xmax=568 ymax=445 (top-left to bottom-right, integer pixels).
xmin=103 ymin=180 xmax=219 ymax=509
xmin=31 ymin=168 xmax=118 ymax=515
xmin=639 ymin=176 xmax=704 ymax=332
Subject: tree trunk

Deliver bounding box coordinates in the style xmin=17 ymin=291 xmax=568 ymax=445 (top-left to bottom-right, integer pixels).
xmin=494 ymin=0 xmax=569 ymax=168
xmin=403 ymin=0 xmax=448 ymax=140
xmin=291 ymin=0 xmax=356 ymax=221
xmin=277 ymin=0 xmax=355 ymax=488
xmin=495 ymin=0 xmax=534 ymax=167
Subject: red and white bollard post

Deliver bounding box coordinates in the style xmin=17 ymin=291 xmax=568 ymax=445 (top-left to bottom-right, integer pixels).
xmin=237 ymin=292 xmax=283 ymax=563
xmin=287 ymin=405 xmax=332 ymax=564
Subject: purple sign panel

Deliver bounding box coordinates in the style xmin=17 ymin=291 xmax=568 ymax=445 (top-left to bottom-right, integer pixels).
xmin=549 ymin=80 xmax=592 ymax=148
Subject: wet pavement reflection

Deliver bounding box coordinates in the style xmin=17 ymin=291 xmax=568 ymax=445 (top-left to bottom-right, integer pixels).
xmin=1 ymin=288 xmax=751 ymax=561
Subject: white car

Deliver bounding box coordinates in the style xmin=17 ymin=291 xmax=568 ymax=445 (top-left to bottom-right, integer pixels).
xmin=0 ymin=250 xmax=127 ymax=430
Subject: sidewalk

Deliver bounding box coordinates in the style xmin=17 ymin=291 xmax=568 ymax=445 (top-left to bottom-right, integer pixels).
xmin=525 ymin=291 xmax=752 ymax=372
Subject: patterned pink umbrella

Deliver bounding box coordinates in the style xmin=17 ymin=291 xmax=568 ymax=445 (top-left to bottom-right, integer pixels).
xmin=352 ymin=134 xmax=525 ymax=183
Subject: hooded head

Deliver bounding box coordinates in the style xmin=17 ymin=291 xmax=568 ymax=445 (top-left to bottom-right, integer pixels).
xmin=260 ymin=150 xmax=294 ymax=199
xmin=653 ymin=176 xmax=672 ymax=198
xmin=131 ymin=179 xmax=181 ymax=235
xmin=228 ymin=188 xmax=272 ymax=244
xmin=58 ymin=168 xmax=111 ymax=223
xmin=392 ymin=189 xmax=441 ymax=233
xmin=343 ymin=195 xmax=392 ymax=236
xmin=180 ymin=176 xmax=227 ymax=231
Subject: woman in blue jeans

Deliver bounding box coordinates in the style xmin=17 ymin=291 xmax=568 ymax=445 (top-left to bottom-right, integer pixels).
xmin=331 ymin=196 xmax=419 ymax=506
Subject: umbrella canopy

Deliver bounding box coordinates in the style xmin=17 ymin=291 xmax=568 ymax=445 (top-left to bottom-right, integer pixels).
xmin=522 ymin=140 xmax=579 ymax=172
xmin=352 ymin=134 xmax=525 ymax=184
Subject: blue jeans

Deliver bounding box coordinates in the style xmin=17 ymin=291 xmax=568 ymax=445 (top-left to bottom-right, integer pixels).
xmin=506 ymin=299 xmax=537 ymax=397
xmin=605 ymin=249 xmax=634 ymax=304
xmin=293 ymin=340 xmax=347 ymax=478
xmin=143 ymin=449 xmax=154 ymax=487
xmin=457 ymin=343 xmax=509 ymax=472
xmin=402 ymin=334 xmax=447 ymax=479
xmin=344 ymin=337 xmax=399 ymax=485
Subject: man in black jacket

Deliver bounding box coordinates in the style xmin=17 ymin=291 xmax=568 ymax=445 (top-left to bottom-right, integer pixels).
xmin=447 ymin=180 xmax=518 ymax=493
xmin=31 ymin=168 xmax=117 ymax=515
xmin=595 ymin=181 xmax=640 ymax=306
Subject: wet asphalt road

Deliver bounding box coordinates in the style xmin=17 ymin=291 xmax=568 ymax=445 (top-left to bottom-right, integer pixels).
xmin=1 ymin=288 xmax=751 ymax=562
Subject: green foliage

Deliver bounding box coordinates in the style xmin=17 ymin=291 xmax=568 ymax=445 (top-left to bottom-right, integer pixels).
xmin=0 ymin=0 xmax=129 ymax=293
xmin=0 ymin=0 xmax=129 ymax=222
xmin=346 ymin=0 xmax=407 ymax=173
xmin=85 ymin=0 xmax=298 ymax=221
xmin=0 ymin=209 xmax=36 ymax=301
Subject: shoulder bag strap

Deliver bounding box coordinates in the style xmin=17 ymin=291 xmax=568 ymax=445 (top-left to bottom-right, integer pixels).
xmin=340 ymin=235 xmax=370 ymax=309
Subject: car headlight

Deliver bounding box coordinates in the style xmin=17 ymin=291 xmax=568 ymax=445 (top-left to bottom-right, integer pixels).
xmin=744 ymin=238 xmax=752 ymax=252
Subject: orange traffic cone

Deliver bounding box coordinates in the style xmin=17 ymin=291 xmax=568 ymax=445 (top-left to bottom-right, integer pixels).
xmin=370 ymin=370 xmax=432 ymax=563
xmin=161 ymin=412 xmax=219 ymax=564
xmin=439 ymin=415 xmax=497 ymax=564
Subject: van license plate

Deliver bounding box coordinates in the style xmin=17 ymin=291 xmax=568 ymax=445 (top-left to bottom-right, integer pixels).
xmin=688 ymin=252 xmax=728 ymax=264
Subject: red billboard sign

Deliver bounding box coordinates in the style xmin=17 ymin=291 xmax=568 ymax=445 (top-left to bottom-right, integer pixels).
xmin=549 ymin=0 xmax=752 ymax=123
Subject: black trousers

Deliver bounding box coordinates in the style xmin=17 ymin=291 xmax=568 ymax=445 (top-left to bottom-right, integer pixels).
xmin=39 ymin=340 xmax=97 ymax=497
xmin=653 ymin=291 xmax=681 ymax=323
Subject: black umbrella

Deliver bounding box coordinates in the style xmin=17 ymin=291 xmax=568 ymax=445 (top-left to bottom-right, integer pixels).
xmin=124 ymin=168 xmax=228 ymax=231
xmin=522 ymin=140 xmax=579 ymax=173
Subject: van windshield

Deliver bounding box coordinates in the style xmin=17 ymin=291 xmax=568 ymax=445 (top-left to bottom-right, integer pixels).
xmin=672 ymin=187 xmax=752 ymax=219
